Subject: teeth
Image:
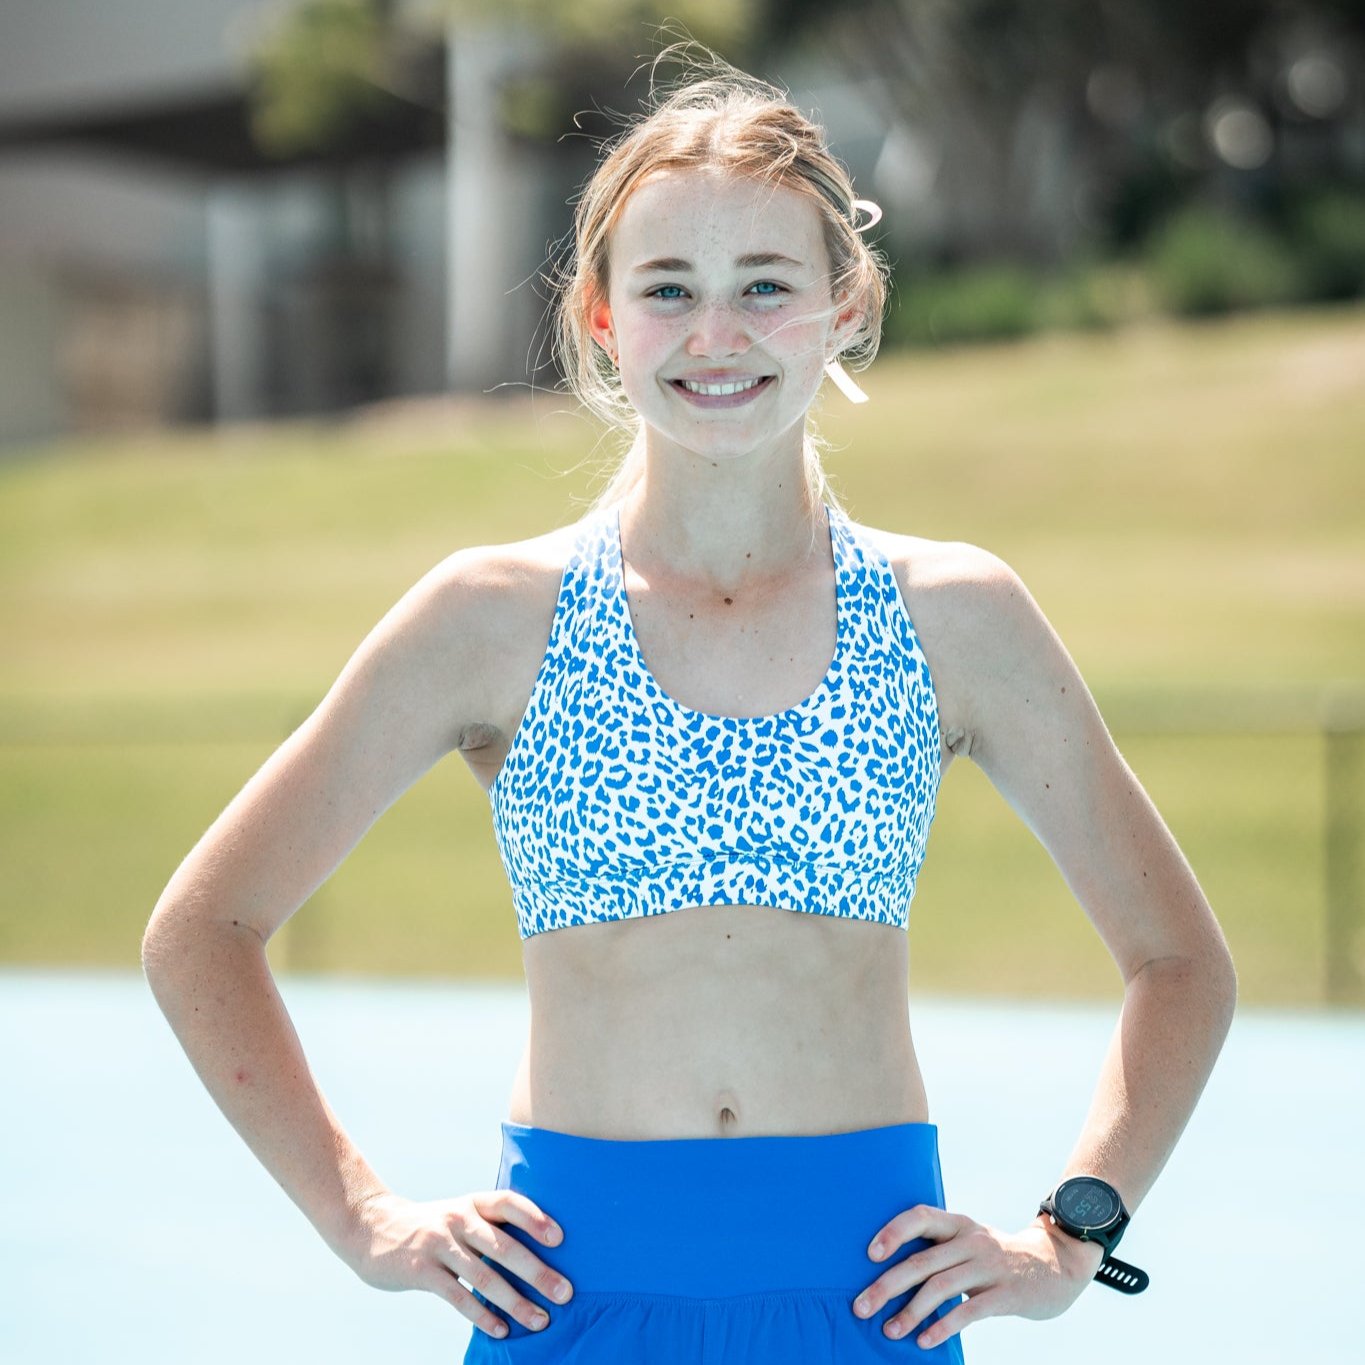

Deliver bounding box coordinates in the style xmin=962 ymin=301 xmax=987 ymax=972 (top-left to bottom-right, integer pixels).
xmin=679 ymin=377 xmax=767 ymax=396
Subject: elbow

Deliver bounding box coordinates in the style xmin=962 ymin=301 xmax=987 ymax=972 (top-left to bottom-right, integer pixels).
xmin=1130 ymin=938 xmax=1238 ymax=1029
xmin=140 ymin=896 xmax=243 ymax=986
xmin=1187 ymin=936 xmax=1239 ymax=1037
xmin=1213 ymin=941 xmax=1239 ymax=1023
xmin=140 ymin=899 xmax=182 ymax=989
xmin=141 ymin=900 xmax=271 ymax=1023
xmin=141 ymin=903 xmax=165 ymax=975
xmin=1200 ymin=914 xmax=1239 ymax=1013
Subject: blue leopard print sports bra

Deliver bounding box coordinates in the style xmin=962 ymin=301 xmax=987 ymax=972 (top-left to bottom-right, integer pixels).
xmin=487 ymin=502 xmax=942 ymax=940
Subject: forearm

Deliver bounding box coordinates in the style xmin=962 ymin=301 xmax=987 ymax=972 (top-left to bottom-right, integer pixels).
xmin=142 ymin=914 xmax=388 ymax=1261
xmin=1019 ymin=949 xmax=1234 ymax=1281
xmin=1052 ymin=949 xmax=1237 ymax=1211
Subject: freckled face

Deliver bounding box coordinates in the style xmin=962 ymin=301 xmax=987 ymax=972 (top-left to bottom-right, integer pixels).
xmin=590 ymin=169 xmax=849 ymax=464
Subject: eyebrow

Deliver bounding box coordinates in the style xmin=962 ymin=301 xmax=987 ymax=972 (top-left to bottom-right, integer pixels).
xmin=631 ymin=251 xmax=807 ymax=274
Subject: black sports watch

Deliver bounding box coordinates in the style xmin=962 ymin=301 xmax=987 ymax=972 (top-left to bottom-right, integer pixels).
xmin=1038 ymin=1176 xmax=1150 ymax=1295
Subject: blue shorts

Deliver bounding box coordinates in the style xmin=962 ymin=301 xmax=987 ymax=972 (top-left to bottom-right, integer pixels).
xmin=463 ymin=1120 xmax=966 ymax=1363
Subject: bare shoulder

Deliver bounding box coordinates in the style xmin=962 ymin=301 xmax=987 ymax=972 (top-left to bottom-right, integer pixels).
xmin=851 ymin=519 xmax=1008 ymax=595
xmin=424 ymin=517 xmax=579 ymax=626
xmin=411 ymin=515 xmax=585 ymax=751
xmin=849 ymin=518 xmax=1033 ymax=761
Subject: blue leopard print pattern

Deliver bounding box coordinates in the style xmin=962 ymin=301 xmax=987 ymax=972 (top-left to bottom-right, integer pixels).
xmin=487 ymin=503 xmax=942 ymax=939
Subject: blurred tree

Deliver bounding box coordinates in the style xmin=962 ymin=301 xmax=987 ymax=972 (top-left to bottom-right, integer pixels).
xmin=807 ymin=0 xmax=1365 ymax=262
xmin=246 ymin=0 xmax=433 ymax=156
xmin=245 ymin=0 xmax=1364 ymax=215
xmin=243 ymin=0 xmax=758 ymax=156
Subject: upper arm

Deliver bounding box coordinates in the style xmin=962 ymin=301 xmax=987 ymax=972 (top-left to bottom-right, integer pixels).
xmin=146 ymin=547 xmax=503 ymax=947
xmin=931 ymin=546 xmax=1232 ymax=985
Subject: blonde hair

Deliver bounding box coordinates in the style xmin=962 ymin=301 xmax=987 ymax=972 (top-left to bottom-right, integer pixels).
xmin=548 ymin=41 xmax=891 ymax=523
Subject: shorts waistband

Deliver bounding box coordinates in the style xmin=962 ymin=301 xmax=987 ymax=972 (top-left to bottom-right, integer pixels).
xmin=487 ymin=1120 xmax=949 ymax=1300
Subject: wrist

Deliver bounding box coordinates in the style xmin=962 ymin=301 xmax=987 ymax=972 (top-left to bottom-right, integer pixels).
xmin=328 ymin=1182 xmax=395 ymax=1266
xmin=1034 ymin=1212 xmax=1106 ymax=1284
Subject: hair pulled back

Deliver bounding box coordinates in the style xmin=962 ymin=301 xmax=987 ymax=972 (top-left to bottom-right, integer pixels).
xmin=550 ymin=41 xmax=891 ymax=518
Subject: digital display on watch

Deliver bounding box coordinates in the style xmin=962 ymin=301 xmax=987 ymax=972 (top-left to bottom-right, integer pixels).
xmin=1041 ymin=1177 xmax=1148 ymax=1293
xmin=1057 ymin=1177 xmax=1121 ymax=1228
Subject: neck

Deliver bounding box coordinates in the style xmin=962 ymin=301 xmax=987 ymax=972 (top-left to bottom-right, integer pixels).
xmin=619 ymin=442 xmax=827 ymax=593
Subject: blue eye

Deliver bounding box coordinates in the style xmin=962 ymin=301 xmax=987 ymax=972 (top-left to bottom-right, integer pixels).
xmin=649 ymin=279 xmax=791 ymax=298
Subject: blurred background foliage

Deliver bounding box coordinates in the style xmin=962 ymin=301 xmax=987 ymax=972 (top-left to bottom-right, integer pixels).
xmin=246 ymin=0 xmax=750 ymax=155
xmin=244 ymin=0 xmax=1365 ymax=346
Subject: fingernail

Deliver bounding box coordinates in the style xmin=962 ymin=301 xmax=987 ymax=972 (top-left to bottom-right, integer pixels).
xmin=886 ymin=1320 xmax=903 ymax=1338
xmin=855 ymin=1297 xmax=871 ymax=1316
xmin=530 ymin=1311 xmax=548 ymax=1330
xmin=546 ymin=1224 xmax=562 ymax=1244
xmin=492 ymin=1323 xmax=507 ymax=1338
xmin=554 ymin=1281 xmax=571 ymax=1302
xmin=869 ymin=1242 xmax=884 ymax=1259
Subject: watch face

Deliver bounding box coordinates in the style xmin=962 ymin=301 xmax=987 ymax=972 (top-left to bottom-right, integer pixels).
xmin=1055 ymin=1177 xmax=1121 ymax=1231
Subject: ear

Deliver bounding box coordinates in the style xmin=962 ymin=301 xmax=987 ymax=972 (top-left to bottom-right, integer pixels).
xmin=829 ymin=288 xmax=865 ymax=353
xmin=588 ymin=297 xmax=615 ymax=357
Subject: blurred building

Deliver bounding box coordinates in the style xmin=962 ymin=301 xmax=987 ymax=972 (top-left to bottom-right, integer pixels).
xmin=0 ymin=1 xmax=1037 ymax=452
xmin=0 ymin=0 xmax=562 ymax=446
xmin=0 ymin=3 xmax=870 ymax=449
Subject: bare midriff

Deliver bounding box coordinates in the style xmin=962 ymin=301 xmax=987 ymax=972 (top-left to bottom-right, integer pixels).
xmin=507 ymin=901 xmax=930 ymax=1140
xmin=458 ymin=518 xmax=954 ymax=1142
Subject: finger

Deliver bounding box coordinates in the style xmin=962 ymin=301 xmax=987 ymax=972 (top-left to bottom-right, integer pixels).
xmin=466 ymin=1217 xmax=578 ymax=1310
xmin=420 ymin=1261 xmax=515 ymax=1340
xmin=443 ymin=1215 xmax=561 ymax=1334
xmin=896 ymin=1263 xmax=983 ymax=1339
xmin=853 ymin=1239 xmax=973 ymax=1318
xmin=868 ymin=1205 xmax=968 ymax=1259
xmin=910 ymin=1286 xmax=1001 ymax=1351
xmin=479 ymin=1189 xmax=564 ymax=1248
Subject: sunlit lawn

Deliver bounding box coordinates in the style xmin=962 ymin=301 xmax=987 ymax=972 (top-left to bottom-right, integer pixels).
xmin=2 ymin=302 xmax=1362 ymax=1003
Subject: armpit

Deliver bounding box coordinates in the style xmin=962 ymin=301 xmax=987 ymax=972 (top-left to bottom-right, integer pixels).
xmin=942 ymin=724 xmax=975 ymax=758
xmin=457 ymin=720 xmax=503 ymax=751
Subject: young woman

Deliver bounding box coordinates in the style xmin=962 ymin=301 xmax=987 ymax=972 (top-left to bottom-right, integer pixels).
xmin=142 ymin=49 xmax=1236 ymax=1364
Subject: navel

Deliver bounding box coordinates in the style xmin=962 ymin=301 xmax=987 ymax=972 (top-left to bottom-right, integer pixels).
xmin=715 ymin=1088 xmax=741 ymax=1130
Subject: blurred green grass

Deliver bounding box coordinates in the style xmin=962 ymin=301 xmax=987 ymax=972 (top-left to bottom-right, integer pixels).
xmin=2 ymin=304 xmax=1362 ymax=1002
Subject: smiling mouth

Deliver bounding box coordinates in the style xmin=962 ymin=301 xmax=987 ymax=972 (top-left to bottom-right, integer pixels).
xmin=670 ymin=376 xmax=775 ymax=400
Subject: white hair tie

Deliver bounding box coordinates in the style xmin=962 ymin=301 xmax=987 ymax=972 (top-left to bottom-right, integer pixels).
xmin=824 ymin=358 xmax=869 ymax=404
xmin=851 ymin=198 xmax=883 ymax=233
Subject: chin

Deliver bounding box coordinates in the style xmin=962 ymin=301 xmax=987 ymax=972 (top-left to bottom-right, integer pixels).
xmin=674 ymin=434 xmax=798 ymax=466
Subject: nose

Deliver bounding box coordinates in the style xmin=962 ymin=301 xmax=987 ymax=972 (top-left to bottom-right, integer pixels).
xmin=685 ymin=299 xmax=754 ymax=359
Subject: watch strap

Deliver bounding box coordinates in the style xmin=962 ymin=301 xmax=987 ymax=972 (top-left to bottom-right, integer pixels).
xmin=1094 ymin=1254 xmax=1149 ymax=1295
